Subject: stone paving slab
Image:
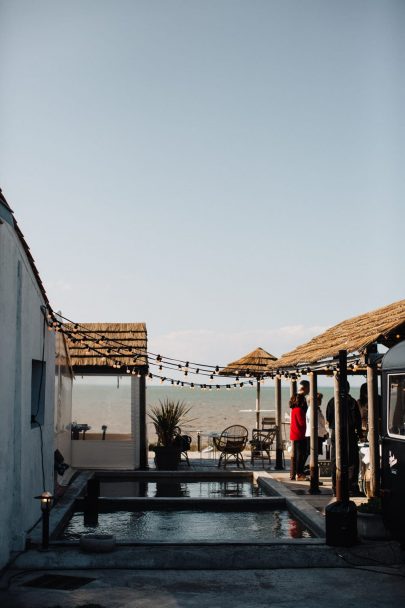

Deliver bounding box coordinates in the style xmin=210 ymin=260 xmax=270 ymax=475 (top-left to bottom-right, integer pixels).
xmin=11 ymin=539 xmax=404 ymax=571
xmin=1 ymin=566 xmax=405 ymax=608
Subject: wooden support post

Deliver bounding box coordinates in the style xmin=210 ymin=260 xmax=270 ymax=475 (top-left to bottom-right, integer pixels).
xmin=275 ymin=375 xmax=283 ymax=469
xmin=336 ymin=350 xmax=349 ymax=503
xmin=367 ymin=362 xmax=380 ymax=497
xmin=256 ymin=380 xmax=261 ymax=429
xmin=325 ymin=351 xmax=357 ymax=547
xmin=333 ymin=373 xmax=341 ymax=498
xmin=139 ymin=373 xmax=147 ymax=469
xmin=309 ymin=372 xmax=320 ymax=494
xmin=131 ymin=374 xmax=148 ymax=470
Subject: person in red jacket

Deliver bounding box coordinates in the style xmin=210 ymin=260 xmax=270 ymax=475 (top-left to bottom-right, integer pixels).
xmin=289 ymin=392 xmax=307 ymax=480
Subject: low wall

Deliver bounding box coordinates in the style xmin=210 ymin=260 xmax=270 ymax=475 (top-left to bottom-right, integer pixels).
xmin=71 ymin=440 xmax=136 ymax=469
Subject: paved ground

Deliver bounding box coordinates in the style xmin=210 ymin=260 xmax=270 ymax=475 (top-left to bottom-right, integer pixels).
xmin=3 ymin=454 xmax=403 ymax=607
xmin=1 ymin=566 xmax=405 ymax=608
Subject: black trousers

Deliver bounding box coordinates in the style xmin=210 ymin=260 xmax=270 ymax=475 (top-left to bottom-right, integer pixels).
xmin=305 ymin=436 xmax=324 ymax=459
xmin=291 ymin=439 xmax=307 ymax=477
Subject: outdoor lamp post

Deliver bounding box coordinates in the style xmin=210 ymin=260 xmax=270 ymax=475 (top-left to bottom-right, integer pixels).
xmin=34 ymin=491 xmax=53 ymax=550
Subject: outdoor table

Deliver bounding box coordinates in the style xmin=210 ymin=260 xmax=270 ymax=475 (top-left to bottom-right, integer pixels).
xmin=197 ymin=431 xmax=220 ymax=460
xmin=71 ymin=423 xmax=91 ymax=440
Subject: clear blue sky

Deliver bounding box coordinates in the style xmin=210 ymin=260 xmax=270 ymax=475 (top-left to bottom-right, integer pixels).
xmin=1 ymin=0 xmax=404 ymax=365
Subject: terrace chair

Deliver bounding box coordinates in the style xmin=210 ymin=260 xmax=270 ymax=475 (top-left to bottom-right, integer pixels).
xmin=173 ymin=427 xmax=192 ymax=466
xmin=261 ymin=416 xmax=276 ymax=429
xmin=261 ymin=416 xmax=284 ymax=466
xmin=250 ymin=428 xmax=276 ymax=467
xmin=213 ymin=425 xmax=248 ymax=469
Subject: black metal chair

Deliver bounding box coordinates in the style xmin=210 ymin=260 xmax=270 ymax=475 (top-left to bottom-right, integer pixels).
xmin=173 ymin=427 xmax=192 ymax=466
xmin=213 ymin=425 xmax=248 ymax=469
xmin=250 ymin=428 xmax=276 ymax=467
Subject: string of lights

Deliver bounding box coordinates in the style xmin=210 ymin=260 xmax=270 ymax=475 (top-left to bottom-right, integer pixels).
xmin=45 ymin=306 xmax=276 ymax=379
xmin=147 ymin=371 xmax=261 ymax=389
xmin=46 ymin=308 xmax=228 ymax=372
xmin=45 ymin=306 xmax=363 ymax=384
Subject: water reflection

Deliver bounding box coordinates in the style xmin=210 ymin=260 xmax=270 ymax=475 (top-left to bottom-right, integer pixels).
xmin=63 ymin=509 xmax=313 ymax=542
xmin=154 ymin=482 xmax=190 ymax=497
xmin=99 ymin=479 xmax=264 ymax=498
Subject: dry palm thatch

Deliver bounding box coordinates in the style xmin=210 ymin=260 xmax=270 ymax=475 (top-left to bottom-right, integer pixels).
xmin=219 ymin=347 xmax=277 ymax=378
xmin=65 ymin=322 xmax=147 ymax=371
xmin=271 ymin=299 xmax=405 ymax=370
xmin=55 ymin=331 xmax=74 ymax=374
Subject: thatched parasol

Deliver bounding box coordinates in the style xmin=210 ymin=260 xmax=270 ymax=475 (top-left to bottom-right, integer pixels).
xmin=219 ymin=347 xmax=277 ymax=428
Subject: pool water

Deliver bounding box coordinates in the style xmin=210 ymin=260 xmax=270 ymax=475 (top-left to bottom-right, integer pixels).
xmin=99 ymin=479 xmax=264 ymax=498
xmin=61 ymin=509 xmax=313 ymax=541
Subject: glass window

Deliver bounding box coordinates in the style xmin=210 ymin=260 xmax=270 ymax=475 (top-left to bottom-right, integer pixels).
xmin=31 ymin=359 xmax=46 ymax=427
xmin=388 ymin=374 xmax=405 ymax=438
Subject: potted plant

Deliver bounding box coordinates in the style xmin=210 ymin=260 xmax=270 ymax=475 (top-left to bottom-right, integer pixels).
xmin=357 ymin=497 xmax=390 ymax=540
xmin=148 ymin=399 xmax=194 ymax=470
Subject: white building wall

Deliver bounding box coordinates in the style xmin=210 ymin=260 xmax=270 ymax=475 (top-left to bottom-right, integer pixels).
xmin=0 ymin=220 xmax=55 ymax=568
xmin=54 ymin=331 xmax=73 ymax=466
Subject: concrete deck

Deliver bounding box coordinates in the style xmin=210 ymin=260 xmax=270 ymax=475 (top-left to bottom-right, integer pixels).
xmin=2 ymin=564 xmax=405 ymax=607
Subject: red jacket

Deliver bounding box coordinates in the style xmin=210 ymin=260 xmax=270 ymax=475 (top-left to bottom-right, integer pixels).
xmin=290 ymin=406 xmax=306 ymax=441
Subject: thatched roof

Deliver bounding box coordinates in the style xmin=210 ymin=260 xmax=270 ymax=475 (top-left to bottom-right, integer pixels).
xmin=65 ymin=322 xmax=148 ymax=373
xmin=272 ymin=299 xmax=405 ymax=370
xmin=220 ymin=347 xmax=277 ymax=378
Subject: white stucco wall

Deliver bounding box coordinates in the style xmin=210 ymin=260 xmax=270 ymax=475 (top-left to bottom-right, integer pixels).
xmin=54 ymin=331 xmax=73 ymax=466
xmin=0 ymin=220 xmax=55 ymax=568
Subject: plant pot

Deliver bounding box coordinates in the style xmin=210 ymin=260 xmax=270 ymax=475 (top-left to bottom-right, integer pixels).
xmin=154 ymin=446 xmax=181 ymax=470
xmin=357 ymin=512 xmax=390 ymax=540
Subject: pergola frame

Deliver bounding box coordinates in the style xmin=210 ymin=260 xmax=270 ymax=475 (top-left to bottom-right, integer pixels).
xmin=269 ymin=299 xmax=405 ymax=499
xmin=65 ymin=322 xmax=149 ymax=469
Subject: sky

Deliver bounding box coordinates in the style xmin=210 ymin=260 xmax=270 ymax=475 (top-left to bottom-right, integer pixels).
xmin=1 ymin=0 xmax=404 ymax=368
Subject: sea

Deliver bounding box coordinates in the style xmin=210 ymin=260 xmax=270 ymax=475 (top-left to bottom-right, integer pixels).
xmin=71 ymin=379 xmax=361 ymax=445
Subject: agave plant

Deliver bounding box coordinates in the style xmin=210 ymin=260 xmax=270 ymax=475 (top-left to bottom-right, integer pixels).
xmin=148 ymin=399 xmax=194 ymax=447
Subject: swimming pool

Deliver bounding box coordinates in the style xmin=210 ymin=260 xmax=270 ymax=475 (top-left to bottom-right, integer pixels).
xmin=97 ymin=477 xmax=265 ymax=498
xmin=57 ymin=472 xmax=317 ymax=543
xmin=61 ymin=508 xmax=313 ymax=542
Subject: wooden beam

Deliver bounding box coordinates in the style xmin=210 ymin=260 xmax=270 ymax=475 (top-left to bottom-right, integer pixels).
xmin=309 ymin=372 xmax=320 ymax=494
xmin=336 ymin=350 xmax=350 ymax=502
xmin=256 ymin=380 xmax=261 ymax=429
xmin=367 ymin=363 xmax=380 ymax=496
xmin=275 ymin=375 xmax=283 ymax=469
xmin=333 ymin=373 xmax=341 ymax=498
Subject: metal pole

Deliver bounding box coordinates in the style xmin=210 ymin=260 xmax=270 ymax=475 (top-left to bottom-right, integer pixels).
xmin=367 ymin=362 xmax=380 ymax=497
xmin=256 ymin=380 xmax=261 ymax=429
xmin=275 ymin=375 xmax=283 ymax=469
xmin=309 ymin=372 xmax=320 ymax=494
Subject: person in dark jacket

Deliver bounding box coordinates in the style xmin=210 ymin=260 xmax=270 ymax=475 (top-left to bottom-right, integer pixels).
xmin=289 ymin=392 xmax=307 ymax=480
xmin=326 ymin=381 xmax=362 ymax=495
